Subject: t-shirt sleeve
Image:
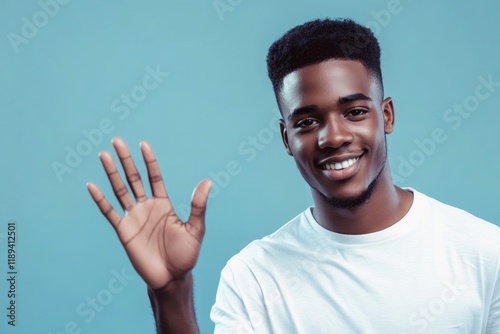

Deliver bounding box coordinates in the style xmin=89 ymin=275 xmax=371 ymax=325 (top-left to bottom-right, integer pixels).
xmin=486 ymin=232 xmax=500 ymax=333
xmin=210 ymin=258 xmax=259 ymax=334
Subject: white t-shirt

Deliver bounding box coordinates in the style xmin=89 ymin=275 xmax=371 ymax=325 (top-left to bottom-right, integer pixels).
xmin=210 ymin=190 xmax=500 ymax=333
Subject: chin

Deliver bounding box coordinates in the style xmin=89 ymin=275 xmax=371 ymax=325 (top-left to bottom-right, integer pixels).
xmin=321 ymin=186 xmax=375 ymax=208
xmin=314 ymin=169 xmax=382 ymax=209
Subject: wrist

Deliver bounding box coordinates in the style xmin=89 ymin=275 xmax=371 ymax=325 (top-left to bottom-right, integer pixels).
xmin=148 ymin=272 xmax=199 ymax=334
xmin=148 ymin=272 xmax=194 ymax=299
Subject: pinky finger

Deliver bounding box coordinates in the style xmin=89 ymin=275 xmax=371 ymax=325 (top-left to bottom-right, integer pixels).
xmin=87 ymin=182 xmax=122 ymax=228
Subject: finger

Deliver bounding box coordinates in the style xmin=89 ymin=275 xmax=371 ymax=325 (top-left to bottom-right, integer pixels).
xmin=140 ymin=141 xmax=168 ymax=198
xmin=99 ymin=151 xmax=135 ymax=211
xmin=187 ymin=179 xmax=212 ymax=239
xmin=112 ymin=137 xmax=147 ymax=202
xmin=86 ymin=182 xmax=122 ymax=228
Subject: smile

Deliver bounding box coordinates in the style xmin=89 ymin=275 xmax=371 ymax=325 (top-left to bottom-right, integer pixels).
xmin=320 ymin=157 xmax=359 ymax=170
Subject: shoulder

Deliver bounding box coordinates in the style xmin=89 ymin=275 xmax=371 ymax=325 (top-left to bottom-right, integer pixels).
xmin=224 ymin=208 xmax=315 ymax=271
xmin=414 ymin=189 xmax=500 ymax=258
xmin=415 ymin=189 xmax=499 ymax=233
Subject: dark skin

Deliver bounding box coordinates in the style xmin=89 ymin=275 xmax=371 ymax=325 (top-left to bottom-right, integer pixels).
xmin=87 ymin=139 xmax=210 ymax=333
xmin=279 ymin=59 xmax=413 ymax=234
xmin=87 ymin=58 xmax=413 ymax=333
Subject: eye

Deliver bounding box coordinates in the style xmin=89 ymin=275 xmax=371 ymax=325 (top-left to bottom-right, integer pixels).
xmin=346 ymin=108 xmax=368 ymax=117
xmin=295 ymin=118 xmax=318 ymax=128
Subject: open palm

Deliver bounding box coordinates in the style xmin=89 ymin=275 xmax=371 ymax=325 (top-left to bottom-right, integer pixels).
xmin=87 ymin=138 xmax=211 ymax=291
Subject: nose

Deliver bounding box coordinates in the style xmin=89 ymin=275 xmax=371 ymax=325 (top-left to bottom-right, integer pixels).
xmin=317 ymin=115 xmax=353 ymax=149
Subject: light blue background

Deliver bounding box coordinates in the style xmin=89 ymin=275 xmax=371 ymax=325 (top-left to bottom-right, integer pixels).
xmin=1 ymin=0 xmax=499 ymax=333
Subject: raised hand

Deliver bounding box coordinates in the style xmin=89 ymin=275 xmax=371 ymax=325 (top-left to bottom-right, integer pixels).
xmin=87 ymin=137 xmax=212 ymax=292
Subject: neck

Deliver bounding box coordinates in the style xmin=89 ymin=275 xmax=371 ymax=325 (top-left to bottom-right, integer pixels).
xmin=311 ymin=168 xmax=413 ymax=235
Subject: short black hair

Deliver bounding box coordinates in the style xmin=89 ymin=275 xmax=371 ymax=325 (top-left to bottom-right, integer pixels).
xmin=266 ymin=18 xmax=383 ymax=104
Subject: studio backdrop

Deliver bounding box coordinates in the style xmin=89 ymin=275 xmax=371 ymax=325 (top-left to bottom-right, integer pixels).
xmin=1 ymin=0 xmax=499 ymax=333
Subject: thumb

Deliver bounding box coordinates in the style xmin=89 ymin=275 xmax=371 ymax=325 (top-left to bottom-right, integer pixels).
xmin=187 ymin=179 xmax=212 ymax=236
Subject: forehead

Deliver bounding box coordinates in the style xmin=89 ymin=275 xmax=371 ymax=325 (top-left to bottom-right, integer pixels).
xmin=279 ymin=59 xmax=380 ymax=115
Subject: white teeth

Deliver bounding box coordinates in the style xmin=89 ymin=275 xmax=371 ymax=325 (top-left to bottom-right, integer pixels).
xmin=322 ymin=157 xmax=359 ymax=170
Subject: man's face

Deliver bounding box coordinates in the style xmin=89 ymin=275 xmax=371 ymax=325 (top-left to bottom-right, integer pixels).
xmin=278 ymin=59 xmax=394 ymax=208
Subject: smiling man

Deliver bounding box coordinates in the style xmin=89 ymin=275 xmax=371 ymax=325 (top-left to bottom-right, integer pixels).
xmin=87 ymin=18 xmax=500 ymax=333
xmin=277 ymin=58 xmax=412 ymax=234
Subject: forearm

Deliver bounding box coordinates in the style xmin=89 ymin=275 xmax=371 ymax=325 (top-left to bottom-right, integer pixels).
xmin=148 ymin=273 xmax=200 ymax=334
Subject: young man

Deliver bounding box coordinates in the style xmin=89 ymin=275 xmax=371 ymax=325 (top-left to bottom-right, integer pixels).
xmin=87 ymin=19 xmax=500 ymax=333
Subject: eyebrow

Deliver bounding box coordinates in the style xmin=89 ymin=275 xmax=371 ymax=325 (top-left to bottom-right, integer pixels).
xmin=287 ymin=93 xmax=372 ymax=121
xmin=337 ymin=93 xmax=372 ymax=106
xmin=287 ymin=105 xmax=320 ymax=121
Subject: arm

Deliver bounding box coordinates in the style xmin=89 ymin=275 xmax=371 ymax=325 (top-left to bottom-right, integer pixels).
xmin=87 ymin=137 xmax=211 ymax=333
xmin=211 ymin=259 xmax=259 ymax=334
xmin=149 ymin=274 xmax=199 ymax=334
xmin=486 ymin=233 xmax=500 ymax=333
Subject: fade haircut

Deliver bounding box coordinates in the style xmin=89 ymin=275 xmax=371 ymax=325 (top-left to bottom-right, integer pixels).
xmin=266 ymin=18 xmax=383 ymax=106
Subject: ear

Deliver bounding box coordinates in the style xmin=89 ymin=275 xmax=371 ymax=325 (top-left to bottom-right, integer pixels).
xmin=280 ymin=119 xmax=293 ymax=156
xmin=382 ymin=97 xmax=395 ymax=134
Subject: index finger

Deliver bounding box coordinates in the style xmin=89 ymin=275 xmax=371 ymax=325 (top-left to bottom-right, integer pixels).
xmin=140 ymin=141 xmax=168 ymax=198
xmin=86 ymin=182 xmax=122 ymax=228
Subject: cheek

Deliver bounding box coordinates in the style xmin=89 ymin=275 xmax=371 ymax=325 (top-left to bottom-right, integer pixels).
xmin=288 ymin=134 xmax=309 ymax=155
xmin=289 ymin=135 xmax=317 ymax=170
xmin=370 ymin=130 xmax=388 ymax=161
xmin=357 ymin=117 xmax=384 ymax=143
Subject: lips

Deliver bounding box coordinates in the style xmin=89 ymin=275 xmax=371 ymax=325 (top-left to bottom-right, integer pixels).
xmin=321 ymin=157 xmax=359 ymax=170
xmin=317 ymin=153 xmax=364 ymax=180
xmin=317 ymin=152 xmax=364 ymax=168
